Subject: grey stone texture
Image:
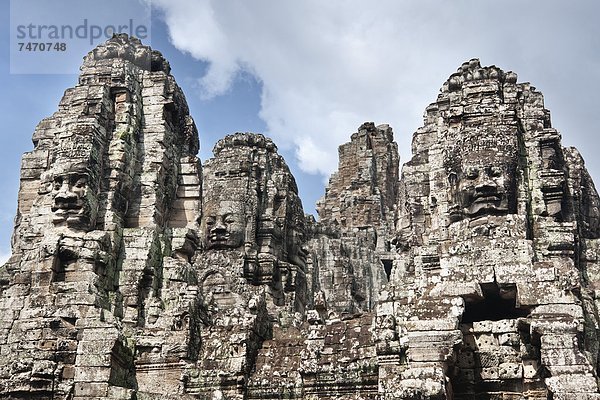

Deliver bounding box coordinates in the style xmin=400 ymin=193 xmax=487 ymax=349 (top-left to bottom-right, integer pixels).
xmin=0 ymin=36 xmax=599 ymax=399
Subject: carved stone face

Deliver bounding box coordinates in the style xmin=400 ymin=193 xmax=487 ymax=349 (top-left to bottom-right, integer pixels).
xmin=287 ymin=226 xmax=308 ymax=268
xmin=457 ymin=164 xmax=511 ymax=217
xmin=203 ymin=200 xmax=246 ymax=249
xmin=541 ymin=141 xmax=561 ymax=170
xmin=448 ymin=150 xmax=517 ymax=221
xmin=50 ymin=171 xmax=94 ymax=229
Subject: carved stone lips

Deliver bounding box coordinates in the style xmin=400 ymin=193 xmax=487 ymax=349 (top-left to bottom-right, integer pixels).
xmin=473 ymin=195 xmax=501 ymax=203
xmin=51 ymin=208 xmax=84 ymax=224
xmin=209 ymin=234 xmax=229 ymax=242
xmin=208 ymin=234 xmax=230 ymax=249
xmin=51 ymin=204 xmax=82 ymax=213
xmin=52 ymin=201 xmax=83 ymax=211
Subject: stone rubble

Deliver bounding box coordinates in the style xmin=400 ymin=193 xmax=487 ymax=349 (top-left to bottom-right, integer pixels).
xmin=0 ymin=35 xmax=599 ymax=399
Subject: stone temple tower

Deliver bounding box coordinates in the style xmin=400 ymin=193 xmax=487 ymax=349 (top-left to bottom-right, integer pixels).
xmin=376 ymin=59 xmax=600 ymax=399
xmin=0 ymin=34 xmax=202 ymax=399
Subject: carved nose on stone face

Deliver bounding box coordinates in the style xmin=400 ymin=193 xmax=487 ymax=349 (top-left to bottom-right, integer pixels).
xmin=211 ymin=221 xmax=227 ymax=234
xmin=54 ymin=187 xmax=79 ymax=208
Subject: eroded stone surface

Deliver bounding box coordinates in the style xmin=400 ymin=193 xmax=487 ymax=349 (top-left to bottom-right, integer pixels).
xmin=379 ymin=59 xmax=600 ymax=399
xmin=0 ymin=34 xmax=201 ymax=400
xmin=1 ymin=37 xmax=599 ymax=400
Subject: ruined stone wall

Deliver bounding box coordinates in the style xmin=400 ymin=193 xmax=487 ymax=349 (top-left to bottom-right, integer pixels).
xmin=0 ymin=36 xmax=599 ymax=400
xmin=307 ymin=122 xmax=398 ymax=318
xmin=317 ymin=122 xmax=398 ymax=233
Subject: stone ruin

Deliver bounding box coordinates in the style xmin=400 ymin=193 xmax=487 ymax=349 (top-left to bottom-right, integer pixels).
xmin=0 ymin=35 xmax=599 ymax=399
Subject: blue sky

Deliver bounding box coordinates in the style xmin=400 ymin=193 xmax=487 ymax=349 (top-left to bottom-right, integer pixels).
xmin=2 ymin=0 xmax=600 ymax=263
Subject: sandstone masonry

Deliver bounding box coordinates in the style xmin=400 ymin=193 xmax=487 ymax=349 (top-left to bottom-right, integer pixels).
xmin=1 ymin=35 xmax=599 ymax=399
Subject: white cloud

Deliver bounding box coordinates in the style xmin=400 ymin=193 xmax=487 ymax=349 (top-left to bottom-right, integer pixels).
xmin=152 ymin=0 xmax=600 ymax=181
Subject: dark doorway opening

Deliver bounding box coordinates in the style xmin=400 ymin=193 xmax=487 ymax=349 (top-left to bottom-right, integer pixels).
xmin=381 ymin=259 xmax=393 ymax=281
xmin=461 ymin=283 xmax=531 ymax=323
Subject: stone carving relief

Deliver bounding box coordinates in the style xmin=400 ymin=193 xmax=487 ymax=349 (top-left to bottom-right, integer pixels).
xmin=49 ymin=167 xmax=95 ymax=229
xmin=203 ymin=199 xmax=247 ymax=250
xmin=445 ymin=133 xmax=519 ymax=223
xmin=0 ymin=38 xmax=599 ymax=400
xmin=199 ymin=133 xmax=307 ymax=306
